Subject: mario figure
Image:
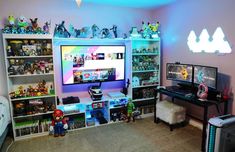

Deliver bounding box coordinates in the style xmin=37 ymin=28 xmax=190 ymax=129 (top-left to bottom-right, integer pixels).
xmin=50 ymin=109 xmax=68 ymax=137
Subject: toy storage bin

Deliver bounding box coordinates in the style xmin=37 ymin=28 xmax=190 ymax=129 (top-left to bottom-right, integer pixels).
xmin=156 ymin=100 xmax=186 ymax=131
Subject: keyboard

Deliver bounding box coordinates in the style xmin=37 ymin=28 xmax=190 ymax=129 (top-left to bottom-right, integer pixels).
xmin=165 ymin=86 xmax=192 ymax=95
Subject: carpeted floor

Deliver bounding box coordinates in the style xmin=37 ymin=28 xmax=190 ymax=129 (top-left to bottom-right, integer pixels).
xmin=2 ymin=117 xmax=201 ymax=152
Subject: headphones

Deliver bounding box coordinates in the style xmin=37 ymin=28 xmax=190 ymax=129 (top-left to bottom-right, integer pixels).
xmin=197 ymin=83 xmax=208 ymax=100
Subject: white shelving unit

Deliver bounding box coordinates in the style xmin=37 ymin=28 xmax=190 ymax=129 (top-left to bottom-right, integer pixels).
xmin=2 ymin=34 xmax=56 ymax=140
xmin=130 ymin=38 xmax=161 ymax=114
xmin=56 ymin=96 xmax=129 ymax=131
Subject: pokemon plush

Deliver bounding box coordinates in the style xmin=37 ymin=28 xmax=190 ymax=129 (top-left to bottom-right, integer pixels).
xmin=18 ymin=16 xmax=28 ymax=28
xmin=50 ymin=109 xmax=68 ymax=137
xmin=8 ymin=15 xmax=15 ymax=26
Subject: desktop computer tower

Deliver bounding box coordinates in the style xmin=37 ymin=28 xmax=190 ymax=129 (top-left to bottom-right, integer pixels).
xmin=206 ymin=114 xmax=235 ymax=152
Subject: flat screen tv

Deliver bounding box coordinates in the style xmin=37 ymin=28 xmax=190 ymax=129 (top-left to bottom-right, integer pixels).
xmin=61 ymin=45 xmax=125 ymax=85
xmin=193 ymin=65 xmax=217 ymax=89
xmin=166 ymin=63 xmax=193 ymax=83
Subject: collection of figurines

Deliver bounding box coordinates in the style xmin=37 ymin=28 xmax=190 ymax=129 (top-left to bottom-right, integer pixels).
xmin=14 ymin=99 xmax=56 ymax=116
xmin=133 ymin=87 xmax=155 ymax=99
xmin=132 ymin=55 xmax=158 ymax=71
xmin=54 ymin=21 xmax=118 ymax=39
xmin=130 ymin=21 xmax=160 ymax=39
xmin=8 ymin=58 xmax=53 ymax=76
xmin=54 ymin=20 xmax=160 ymax=39
xmin=132 ymin=72 xmax=159 ymax=86
xmin=7 ymin=39 xmax=52 ymax=57
xmin=2 ymin=15 xmax=51 ymax=34
xmin=132 ymin=47 xmax=159 ymax=54
xmin=2 ymin=15 xmax=160 ymax=39
xmin=9 ymin=80 xmax=54 ymax=99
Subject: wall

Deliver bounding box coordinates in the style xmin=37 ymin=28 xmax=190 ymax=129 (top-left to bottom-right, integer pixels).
xmin=152 ymin=0 xmax=235 ymax=116
xmin=0 ymin=0 xmax=153 ymax=98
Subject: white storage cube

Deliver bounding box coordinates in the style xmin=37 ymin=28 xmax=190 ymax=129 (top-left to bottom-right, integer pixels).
xmin=156 ymin=100 xmax=186 ymax=125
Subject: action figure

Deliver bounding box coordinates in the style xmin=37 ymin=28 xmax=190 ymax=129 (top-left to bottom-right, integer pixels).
xmin=110 ymin=25 xmax=117 ymax=38
xmin=43 ymin=21 xmax=51 ymax=33
xmin=126 ymin=99 xmax=135 ymax=122
xmin=54 ymin=21 xmax=71 ymax=38
xmin=100 ymin=28 xmax=111 ymax=38
xmin=50 ymin=109 xmax=68 ymax=137
xmin=91 ymin=24 xmax=99 ymax=38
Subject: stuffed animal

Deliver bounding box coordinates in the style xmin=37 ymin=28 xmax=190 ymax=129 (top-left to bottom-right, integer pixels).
xmin=8 ymin=15 xmax=15 ymax=26
xmin=30 ymin=18 xmax=38 ymax=30
xmin=50 ymin=109 xmax=68 ymax=137
xmin=18 ymin=16 xmax=28 ymax=28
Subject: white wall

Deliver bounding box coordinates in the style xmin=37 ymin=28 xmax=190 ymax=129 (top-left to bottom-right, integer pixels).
xmin=152 ymin=0 xmax=235 ymax=115
xmin=0 ymin=0 xmax=153 ymax=97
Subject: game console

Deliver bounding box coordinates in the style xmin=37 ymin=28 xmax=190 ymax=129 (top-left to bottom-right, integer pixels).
xmin=108 ymin=92 xmax=126 ymax=99
xmin=88 ymin=85 xmax=103 ymax=101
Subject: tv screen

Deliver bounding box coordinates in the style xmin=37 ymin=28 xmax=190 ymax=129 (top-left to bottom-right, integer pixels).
xmin=61 ymin=45 xmax=125 ymax=85
xmin=166 ymin=63 xmax=193 ymax=83
xmin=193 ymin=65 xmax=217 ymax=89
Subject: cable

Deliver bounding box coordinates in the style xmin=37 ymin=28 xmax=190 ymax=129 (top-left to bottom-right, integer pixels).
xmin=6 ymin=139 xmax=14 ymax=152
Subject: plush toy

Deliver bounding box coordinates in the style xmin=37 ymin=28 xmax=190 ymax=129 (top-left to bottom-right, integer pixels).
xmin=30 ymin=18 xmax=38 ymax=30
xmin=50 ymin=109 xmax=68 ymax=137
xmin=8 ymin=15 xmax=15 ymax=26
xmin=18 ymin=15 xmax=28 ymax=28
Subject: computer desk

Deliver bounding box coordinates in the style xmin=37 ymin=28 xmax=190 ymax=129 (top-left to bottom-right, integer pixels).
xmin=154 ymin=86 xmax=228 ymax=152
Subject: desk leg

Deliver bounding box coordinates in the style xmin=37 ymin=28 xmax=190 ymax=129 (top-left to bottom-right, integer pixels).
xmin=224 ymin=101 xmax=228 ymax=115
xmin=154 ymin=89 xmax=157 ymax=123
xmin=201 ymin=105 xmax=208 ymax=152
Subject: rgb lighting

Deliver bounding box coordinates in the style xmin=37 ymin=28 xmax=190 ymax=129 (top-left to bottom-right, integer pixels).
xmin=187 ymin=27 xmax=232 ymax=54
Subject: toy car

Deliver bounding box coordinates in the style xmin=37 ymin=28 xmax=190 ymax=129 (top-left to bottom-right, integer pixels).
xmin=88 ymin=85 xmax=103 ymax=101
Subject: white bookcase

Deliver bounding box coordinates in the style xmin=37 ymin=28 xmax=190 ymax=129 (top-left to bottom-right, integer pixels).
xmin=130 ymin=38 xmax=161 ymax=112
xmin=2 ymin=34 xmax=56 ymax=140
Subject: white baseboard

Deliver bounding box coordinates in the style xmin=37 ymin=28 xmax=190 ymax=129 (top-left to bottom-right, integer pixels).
xmin=189 ymin=119 xmax=203 ymax=130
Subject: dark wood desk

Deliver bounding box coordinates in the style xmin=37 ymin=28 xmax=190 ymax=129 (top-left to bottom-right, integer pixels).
xmin=154 ymin=86 xmax=228 ymax=152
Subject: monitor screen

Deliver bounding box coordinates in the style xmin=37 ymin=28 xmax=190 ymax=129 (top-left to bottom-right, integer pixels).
xmin=193 ymin=65 xmax=217 ymax=89
xmin=166 ymin=63 xmax=193 ymax=83
xmin=61 ymin=45 xmax=125 ymax=85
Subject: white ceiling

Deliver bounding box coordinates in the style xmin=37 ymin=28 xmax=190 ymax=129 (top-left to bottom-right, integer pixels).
xmin=81 ymin=0 xmax=177 ymax=9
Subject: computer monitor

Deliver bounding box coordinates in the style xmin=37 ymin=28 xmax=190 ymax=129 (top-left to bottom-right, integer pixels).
xmin=193 ymin=65 xmax=217 ymax=90
xmin=166 ymin=63 xmax=193 ymax=83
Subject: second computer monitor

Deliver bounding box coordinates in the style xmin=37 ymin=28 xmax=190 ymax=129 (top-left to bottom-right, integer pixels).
xmin=193 ymin=65 xmax=217 ymax=90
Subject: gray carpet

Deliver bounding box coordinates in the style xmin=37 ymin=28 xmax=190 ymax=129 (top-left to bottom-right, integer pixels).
xmin=3 ymin=117 xmax=201 ymax=152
